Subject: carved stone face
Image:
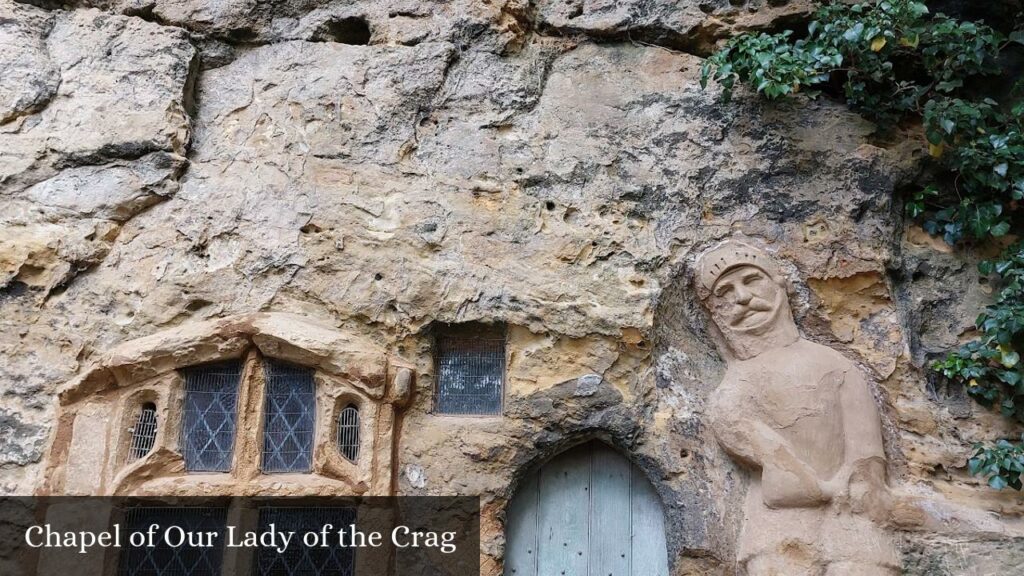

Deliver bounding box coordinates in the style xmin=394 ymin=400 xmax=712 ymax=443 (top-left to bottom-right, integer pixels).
xmin=708 ymin=264 xmax=785 ymax=332
xmin=697 ymin=240 xmax=800 ymax=360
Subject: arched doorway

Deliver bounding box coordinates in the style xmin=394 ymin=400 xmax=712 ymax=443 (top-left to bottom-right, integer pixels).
xmin=505 ymin=441 xmax=669 ymax=576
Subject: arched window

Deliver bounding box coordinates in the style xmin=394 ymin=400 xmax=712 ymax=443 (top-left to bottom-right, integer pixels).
xmin=127 ymin=402 xmax=157 ymax=462
xmin=337 ymin=404 xmax=359 ymax=462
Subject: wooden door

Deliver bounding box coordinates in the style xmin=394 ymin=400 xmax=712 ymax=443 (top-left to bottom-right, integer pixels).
xmin=505 ymin=442 xmax=669 ymax=576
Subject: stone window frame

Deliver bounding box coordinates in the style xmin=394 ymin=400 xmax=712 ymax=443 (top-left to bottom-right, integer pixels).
xmin=333 ymin=397 xmax=363 ymax=464
xmin=41 ymin=313 xmax=413 ymax=497
xmin=115 ymin=389 xmax=164 ymax=468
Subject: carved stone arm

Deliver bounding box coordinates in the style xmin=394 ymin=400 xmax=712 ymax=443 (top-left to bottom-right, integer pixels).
xmin=839 ymin=368 xmax=887 ymax=466
xmin=709 ymin=395 xmax=828 ymax=508
xmin=819 ymin=367 xmax=892 ymax=521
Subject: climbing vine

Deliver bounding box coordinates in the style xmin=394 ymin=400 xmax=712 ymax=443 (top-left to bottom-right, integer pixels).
xmin=935 ymin=242 xmax=1024 ymax=489
xmin=968 ymin=435 xmax=1024 ymax=490
xmin=700 ymin=0 xmax=1024 ymax=489
xmin=700 ymin=0 xmax=1022 ymax=243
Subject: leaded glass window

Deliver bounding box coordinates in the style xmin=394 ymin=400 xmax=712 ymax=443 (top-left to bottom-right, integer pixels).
xmin=119 ymin=507 xmax=226 ymax=576
xmin=253 ymin=507 xmax=356 ymax=576
xmin=127 ymin=402 xmax=158 ymax=463
xmin=337 ymin=405 xmax=359 ymax=462
xmin=435 ymin=326 xmax=505 ymax=415
xmin=181 ymin=361 xmax=242 ymax=472
xmin=261 ymin=361 xmax=315 ymax=473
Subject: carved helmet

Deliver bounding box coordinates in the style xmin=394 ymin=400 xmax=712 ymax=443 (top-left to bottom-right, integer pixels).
xmin=695 ymin=239 xmax=785 ymax=301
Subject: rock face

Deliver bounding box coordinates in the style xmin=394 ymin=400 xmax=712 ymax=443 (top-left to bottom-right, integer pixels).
xmin=1 ymin=0 xmax=1022 ymax=574
xmin=1 ymin=1 xmax=194 ymax=302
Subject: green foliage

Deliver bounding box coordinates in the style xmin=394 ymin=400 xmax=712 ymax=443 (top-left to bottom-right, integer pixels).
xmin=701 ymin=0 xmax=1024 ymax=491
xmin=916 ymin=98 xmax=1024 ymax=243
xmin=700 ymin=0 xmax=1024 ymax=244
xmin=933 ymin=242 xmax=1024 ymax=489
xmin=934 ymin=243 xmax=1024 ymax=422
xmin=968 ymin=436 xmax=1024 ymax=490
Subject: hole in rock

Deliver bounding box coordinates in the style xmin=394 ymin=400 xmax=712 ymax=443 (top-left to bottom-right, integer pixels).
xmin=312 ymin=17 xmax=372 ymax=45
xmin=0 ymin=280 xmax=30 ymax=299
xmin=186 ymin=299 xmax=213 ymax=312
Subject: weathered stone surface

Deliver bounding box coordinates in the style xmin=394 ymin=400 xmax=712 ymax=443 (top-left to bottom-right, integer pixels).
xmin=17 ymin=152 xmax=185 ymax=222
xmin=2 ymin=0 xmax=1023 ymax=573
xmin=60 ymin=0 xmax=531 ymax=52
xmin=534 ymin=0 xmax=817 ymax=53
xmin=0 ymin=407 xmax=46 ymax=467
xmin=900 ymin=534 xmax=1024 ymax=575
xmin=0 ymin=2 xmax=196 ymax=301
xmin=0 ymin=1 xmax=58 ymax=124
xmin=0 ymin=4 xmax=195 ymax=190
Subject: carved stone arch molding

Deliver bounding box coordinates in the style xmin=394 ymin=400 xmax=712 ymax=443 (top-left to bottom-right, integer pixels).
xmin=40 ymin=313 xmax=414 ymax=497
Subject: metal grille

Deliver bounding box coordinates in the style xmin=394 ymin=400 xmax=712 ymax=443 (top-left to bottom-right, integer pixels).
xmin=262 ymin=361 xmax=316 ymax=473
xmin=128 ymin=402 xmax=158 ymax=462
xmin=435 ymin=337 xmax=505 ymax=415
xmin=119 ymin=507 xmax=227 ymax=576
xmin=253 ymin=507 xmax=356 ymax=576
xmin=181 ymin=361 xmax=242 ymax=472
xmin=336 ymin=405 xmax=359 ymax=462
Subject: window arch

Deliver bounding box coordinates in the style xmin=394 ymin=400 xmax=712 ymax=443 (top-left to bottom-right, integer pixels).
xmin=127 ymin=402 xmax=158 ymax=463
xmin=337 ymin=404 xmax=360 ymax=462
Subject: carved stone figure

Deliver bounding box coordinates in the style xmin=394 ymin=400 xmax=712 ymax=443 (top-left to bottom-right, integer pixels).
xmin=698 ymin=240 xmax=898 ymax=576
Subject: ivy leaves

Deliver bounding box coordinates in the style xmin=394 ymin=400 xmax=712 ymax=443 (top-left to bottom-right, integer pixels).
xmin=701 ymin=0 xmax=1024 ymax=491
xmin=698 ymin=31 xmax=835 ymax=101
xmin=701 ymin=1 xmax=1002 ymax=123
xmin=934 ymin=243 xmax=1024 ymax=489
xmin=968 ymin=437 xmax=1024 ymax=490
xmin=919 ymin=99 xmax=1024 ymax=243
xmin=700 ymin=0 xmax=1022 ymax=244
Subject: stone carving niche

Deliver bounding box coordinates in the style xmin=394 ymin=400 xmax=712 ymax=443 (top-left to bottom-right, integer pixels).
xmin=697 ymin=240 xmax=899 ymax=576
xmin=40 ymin=313 xmax=413 ymax=497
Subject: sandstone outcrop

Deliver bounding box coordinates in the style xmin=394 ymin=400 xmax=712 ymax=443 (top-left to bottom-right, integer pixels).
xmin=2 ymin=0 xmax=1022 ymax=573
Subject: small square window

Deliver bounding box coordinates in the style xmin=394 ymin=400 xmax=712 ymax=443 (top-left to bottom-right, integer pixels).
xmin=253 ymin=507 xmax=356 ymax=576
xmin=181 ymin=361 xmax=242 ymax=472
xmin=261 ymin=360 xmax=316 ymax=473
xmin=119 ymin=506 xmax=227 ymax=576
xmin=434 ymin=324 xmax=505 ymax=415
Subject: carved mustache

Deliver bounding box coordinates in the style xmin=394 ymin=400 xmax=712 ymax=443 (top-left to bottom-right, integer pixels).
xmin=730 ymin=298 xmax=773 ymax=324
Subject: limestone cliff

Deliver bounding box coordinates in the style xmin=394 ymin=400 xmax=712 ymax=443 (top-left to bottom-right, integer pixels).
xmin=1 ymin=0 xmax=1022 ymax=573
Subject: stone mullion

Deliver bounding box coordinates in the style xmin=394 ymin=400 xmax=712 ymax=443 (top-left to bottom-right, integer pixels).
xmin=233 ymin=348 xmax=266 ymax=481
xmin=222 ymin=498 xmax=258 ymax=574
xmin=370 ymin=401 xmax=395 ymax=496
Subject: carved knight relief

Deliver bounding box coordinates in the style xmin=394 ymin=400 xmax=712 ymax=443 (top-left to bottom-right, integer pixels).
xmin=697 ymin=240 xmax=899 ymax=575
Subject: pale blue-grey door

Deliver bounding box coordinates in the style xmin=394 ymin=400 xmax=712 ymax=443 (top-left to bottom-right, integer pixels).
xmin=505 ymin=442 xmax=669 ymax=576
